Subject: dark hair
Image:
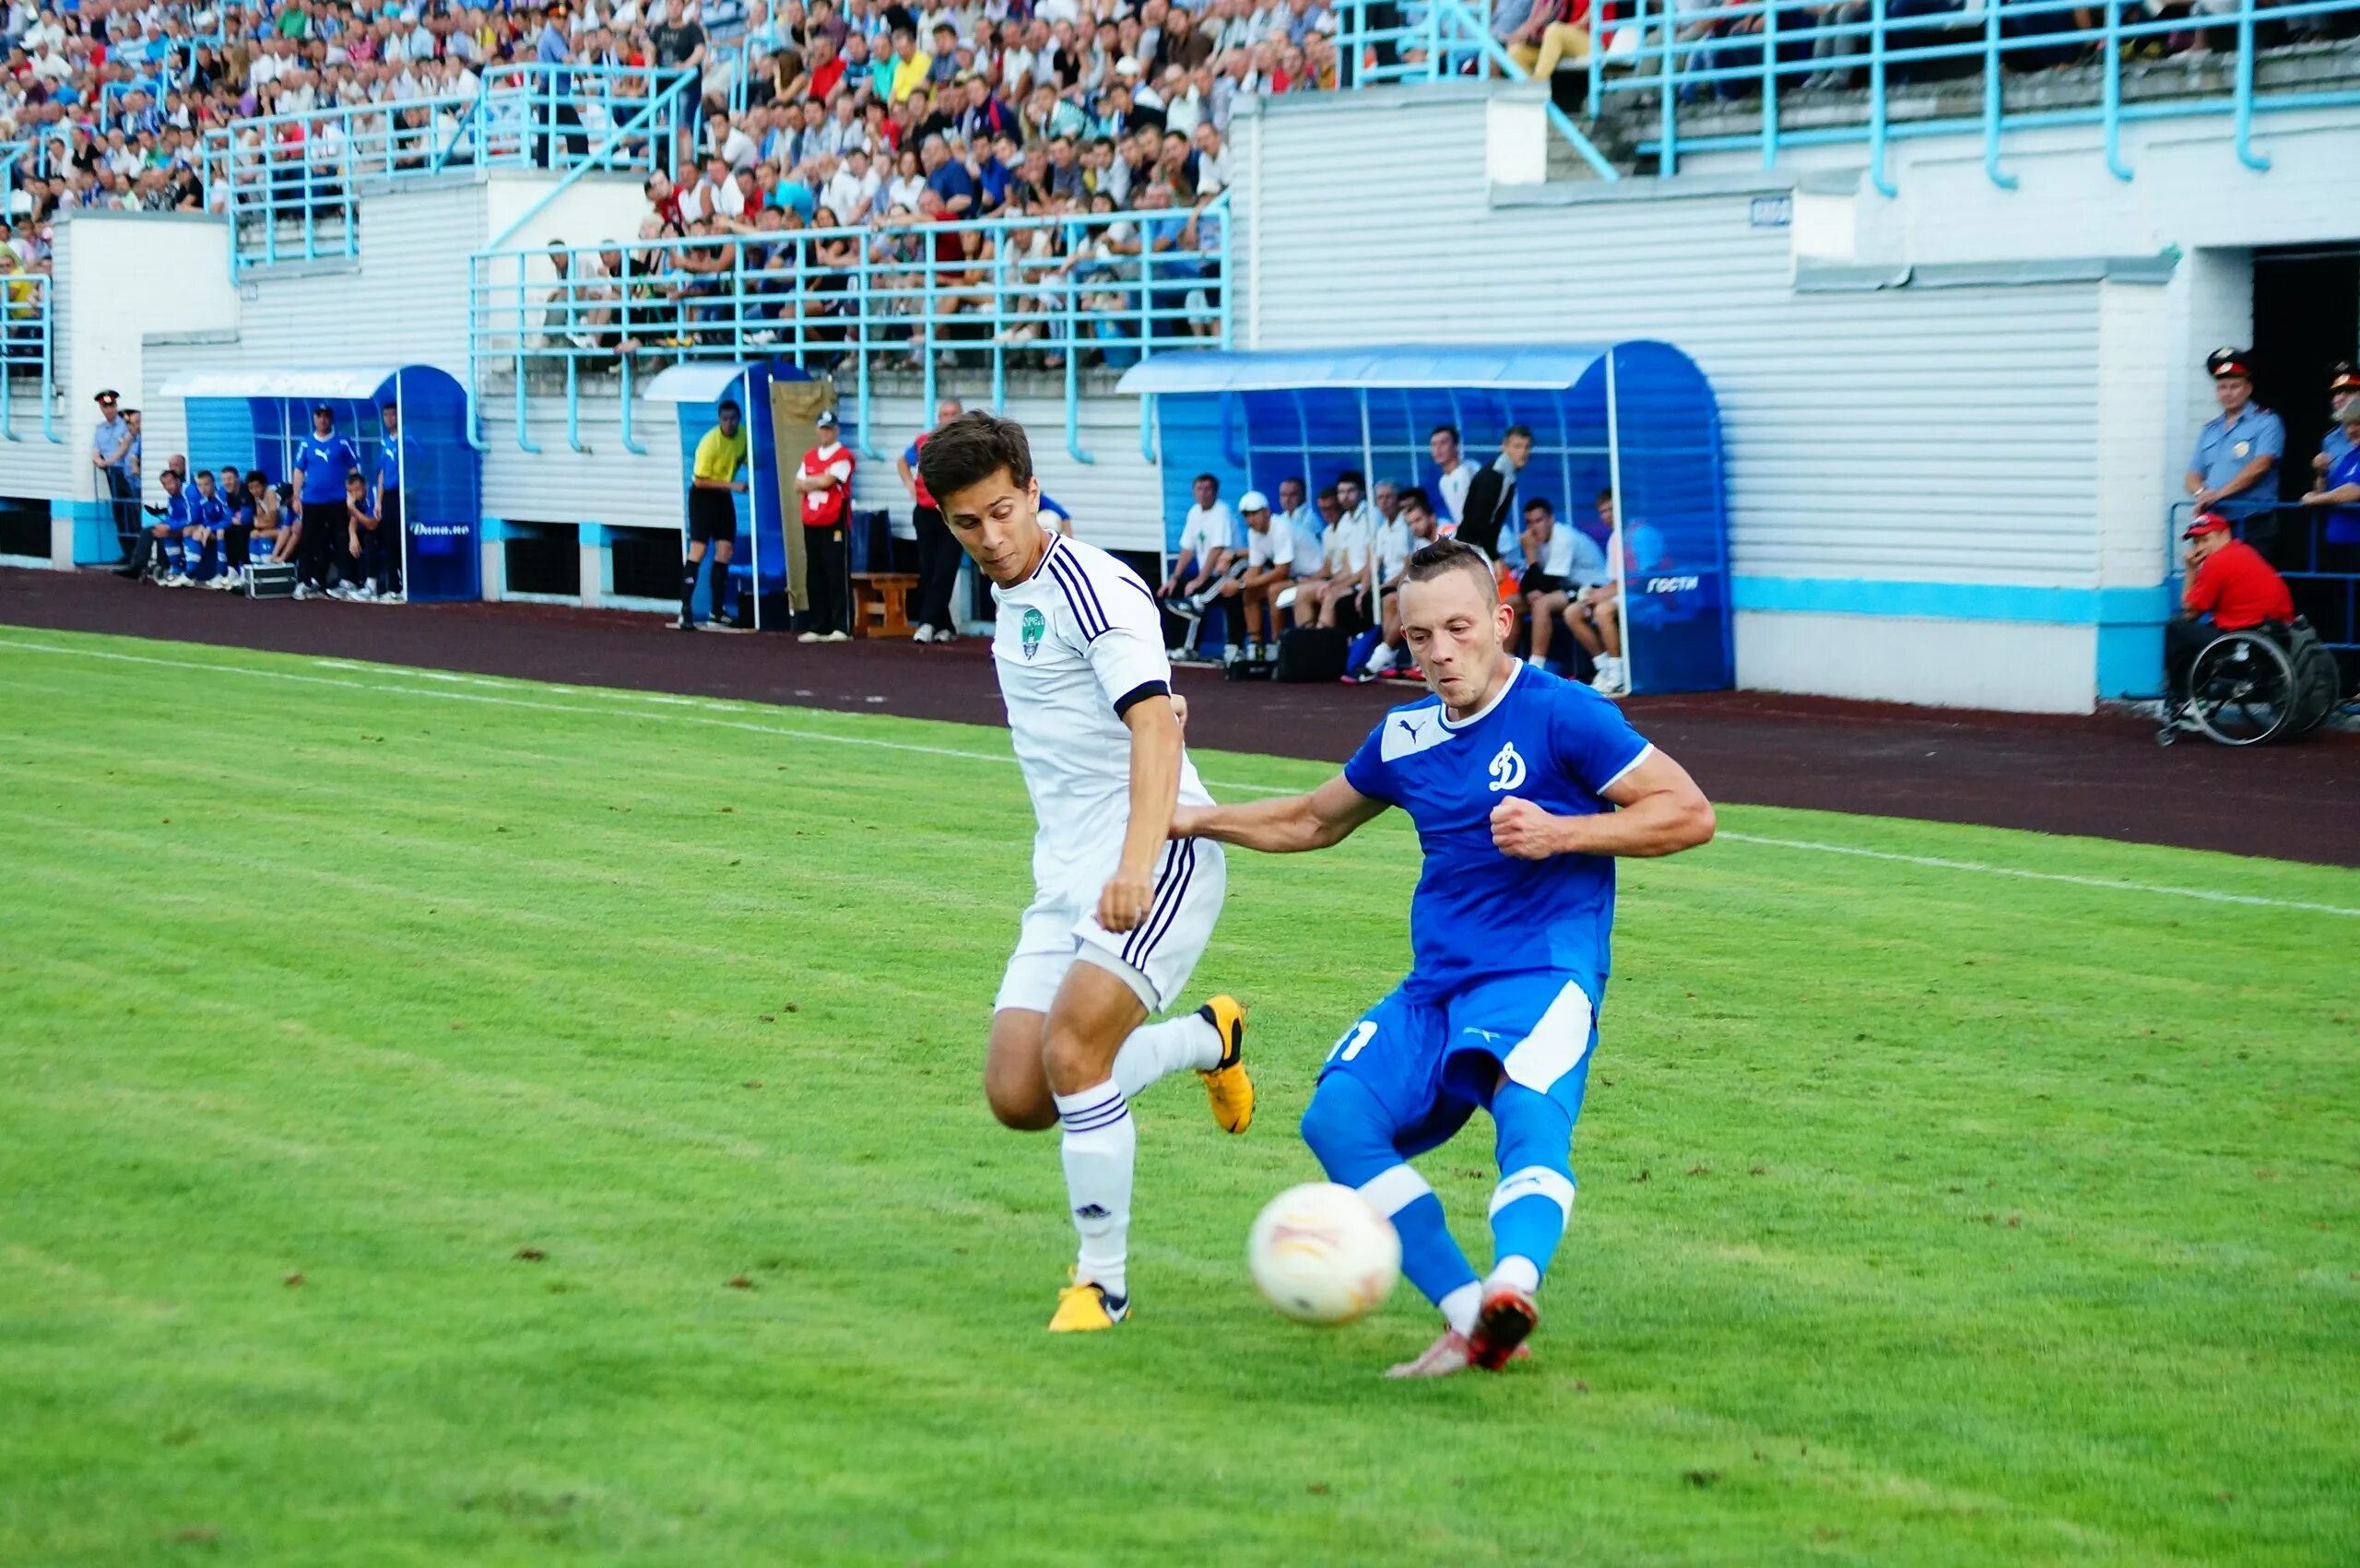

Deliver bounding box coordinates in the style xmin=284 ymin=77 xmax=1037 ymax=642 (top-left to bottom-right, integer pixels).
xmin=1523 ymin=496 xmax=1553 ymax=516
xmin=1428 ymin=423 xmax=1459 ymax=443
xmin=1338 ymin=468 xmax=1365 ymax=488
xmin=1316 ymin=485 xmax=1339 ymax=503
xmin=918 ymin=409 xmax=1035 ymax=502
xmin=1402 ymin=537 xmax=1495 ymax=600
xmin=717 ymin=399 xmax=741 ymax=417
xmin=1398 ymin=486 xmax=1433 ymax=513
xmin=1191 ymin=471 xmax=1217 ymax=488
xmin=1503 ymin=423 xmax=1533 ymax=442
xmin=1595 ymin=487 xmax=1616 ymax=505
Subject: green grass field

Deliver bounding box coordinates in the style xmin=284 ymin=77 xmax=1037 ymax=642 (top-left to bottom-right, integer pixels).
xmin=2 ymin=626 xmax=2356 ymax=1568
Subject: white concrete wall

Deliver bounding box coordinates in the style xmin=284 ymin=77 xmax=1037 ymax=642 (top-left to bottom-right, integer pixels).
xmin=1735 ymin=610 xmax=2098 ymax=713
xmin=57 ymin=213 xmax=239 ymax=502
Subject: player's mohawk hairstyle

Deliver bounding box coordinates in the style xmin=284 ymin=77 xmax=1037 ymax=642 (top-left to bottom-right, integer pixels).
xmin=917 ymin=410 xmax=1035 ymax=504
xmin=1401 ymin=536 xmax=1496 ymax=601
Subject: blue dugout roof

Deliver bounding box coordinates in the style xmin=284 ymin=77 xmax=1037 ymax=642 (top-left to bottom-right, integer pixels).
xmin=1121 ymin=339 xmax=1734 ymax=695
xmin=1116 ymin=344 xmax=1612 ymax=395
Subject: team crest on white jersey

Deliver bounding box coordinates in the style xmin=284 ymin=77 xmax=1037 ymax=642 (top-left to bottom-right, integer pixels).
xmin=1487 ymin=741 xmax=1527 ymax=793
xmin=1021 ymin=607 xmax=1045 ymax=660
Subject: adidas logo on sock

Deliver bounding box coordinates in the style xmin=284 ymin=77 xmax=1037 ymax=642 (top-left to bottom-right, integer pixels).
xmin=1073 ymin=1203 xmax=1110 ymax=1220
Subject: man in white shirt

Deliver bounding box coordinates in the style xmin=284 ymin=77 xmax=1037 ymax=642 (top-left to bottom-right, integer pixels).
xmin=1189 ymin=121 xmax=1230 ymax=197
xmin=916 ymin=410 xmax=1250 ymax=1337
xmin=822 ymin=146 xmax=879 ymax=221
xmin=1293 ymin=469 xmax=1376 ymax=630
xmin=1352 ymin=484 xmax=1442 ymax=680
xmin=676 ymin=156 xmax=746 ymax=222
xmin=1516 ymin=494 xmax=1606 ymax=671
xmin=1211 ymin=489 xmax=1292 ymax=662
xmin=1429 ymin=421 xmax=1479 ymax=528
xmin=708 ymin=111 xmax=757 ymax=171
xmin=1157 ymin=471 xmax=1238 ymax=657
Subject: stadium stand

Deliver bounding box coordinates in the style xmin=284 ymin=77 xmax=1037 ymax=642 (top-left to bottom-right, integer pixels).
xmin=0 ymin=0 xmax=2351 ymax=715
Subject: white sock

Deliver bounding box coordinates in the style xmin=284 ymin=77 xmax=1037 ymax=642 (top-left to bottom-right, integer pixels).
xmin=1054 ymin=1081 xmax=1135 ymax=1301
xmin=1439 ymin=1282 xmax=1481 ymax=1337
xmin=1489 ymin=1256 xmax=1541 ymax=1296
xmin=1110 ymin=1012 xmax=1222 ymax=1101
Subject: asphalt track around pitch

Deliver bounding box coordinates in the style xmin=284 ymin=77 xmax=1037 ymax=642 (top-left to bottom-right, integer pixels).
xmin=6 ymin=565 xmax=2354 ymax=867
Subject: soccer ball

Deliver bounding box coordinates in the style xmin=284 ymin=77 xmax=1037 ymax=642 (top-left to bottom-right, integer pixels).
xmin=1246 ymin=1183 xmax=1401 ymax=1326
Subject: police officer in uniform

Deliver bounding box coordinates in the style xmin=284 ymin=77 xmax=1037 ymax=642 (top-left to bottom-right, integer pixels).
xmin=2185 ymin=348 xmax=2286 ymax=560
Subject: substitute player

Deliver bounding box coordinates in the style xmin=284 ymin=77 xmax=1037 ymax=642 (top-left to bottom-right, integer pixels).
xmin=916 ymin=411 xmax=1255 ymax=1334
xmin=1173 ymin=538 xmax=1715 ymax=1376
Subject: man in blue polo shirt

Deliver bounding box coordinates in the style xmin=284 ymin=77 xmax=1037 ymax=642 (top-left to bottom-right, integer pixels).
xmin=2186 ymin=347 xmax=2286 ymax=558
xmin=369 ymin=399 xmax=417 ymax=603
xmin=292 ymin=404 xmax=362 ymax=600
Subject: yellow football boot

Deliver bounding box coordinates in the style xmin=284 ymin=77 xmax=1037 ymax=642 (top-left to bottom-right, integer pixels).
xmin=1195 ymin=996 xmax=1253 ymax=1134
xmin=1047 ymin=1280 xmax=1129 ymax=1333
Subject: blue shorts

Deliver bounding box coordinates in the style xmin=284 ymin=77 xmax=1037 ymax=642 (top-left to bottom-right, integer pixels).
xmin=1316 ymin=970 xmax=1602 ymax=1154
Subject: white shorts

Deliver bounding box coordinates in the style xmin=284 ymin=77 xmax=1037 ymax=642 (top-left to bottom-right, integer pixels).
xmin=993 ymin=835 xmax=1227 ymax=1016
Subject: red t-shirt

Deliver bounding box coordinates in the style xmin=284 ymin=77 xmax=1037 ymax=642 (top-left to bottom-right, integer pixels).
xmin=809 ymin=56 xmax=846 ymax=100
xmin=2185 ymin=538 xmax=2294 ymax=631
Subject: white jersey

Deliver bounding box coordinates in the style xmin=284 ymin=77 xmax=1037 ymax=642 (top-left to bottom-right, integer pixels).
xmin=1372 ymin=516 xmax=1416 ymax=584
xmin=1323 ymin=505 xmax=1375 ymax=576
xmin=993 ymin=533 xmax=1215 ymax=898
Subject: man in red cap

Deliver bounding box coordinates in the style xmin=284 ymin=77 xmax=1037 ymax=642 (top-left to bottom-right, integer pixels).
xmin=2166 ymin=511 xmax=2295 ymax=702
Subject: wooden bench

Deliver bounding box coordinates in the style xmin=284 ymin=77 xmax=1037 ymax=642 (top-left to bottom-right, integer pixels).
xmin=851 ymin=572 xmax=920 ymax=639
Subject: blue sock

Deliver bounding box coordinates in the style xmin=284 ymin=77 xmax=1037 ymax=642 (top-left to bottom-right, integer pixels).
xmin=1487 ymin=1082 xmax=1577 ymax=1294
xmin=1303 ymin=1075 xmax=1481 ymax=1331
xmin=168 ymin=536 xmax=185 ymax=575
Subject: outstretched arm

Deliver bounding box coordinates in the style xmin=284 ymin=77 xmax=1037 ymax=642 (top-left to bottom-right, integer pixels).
xmin=1172 ymin=773 xmax=1386 ymax=855
xmin=1489 ymin=748 xmax=1715 ymax=861
xmin=1098 ymin=695 xmax=1186 ymax=933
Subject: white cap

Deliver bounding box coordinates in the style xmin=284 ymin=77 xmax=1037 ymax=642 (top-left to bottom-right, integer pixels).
xmin=1238 ymin=489 xmax=1269 ymax=513
xmin=1115 ymin=55 xmax=1141 ymax=77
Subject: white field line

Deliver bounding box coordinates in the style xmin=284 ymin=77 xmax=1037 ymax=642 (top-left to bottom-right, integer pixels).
xmin=5 ymin=633 xmax=2354 ymax=919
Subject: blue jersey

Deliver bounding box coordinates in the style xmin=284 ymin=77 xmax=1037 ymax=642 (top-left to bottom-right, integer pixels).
xmin=191 ymin=491 xmax=229 ymax=529
xmin=375 ymin=433 xmax=415 ymax=494
xmin=1343 ymin=661 xmax=1651 ymax=1003
xmin=158 ymin=489 xmax=193 ymax=527
xmin=294 ymin=433 xmax=361 ymax=505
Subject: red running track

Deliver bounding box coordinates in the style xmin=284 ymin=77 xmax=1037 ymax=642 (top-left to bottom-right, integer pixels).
xmin=5 ymin=566 xmax=2354 ymax=867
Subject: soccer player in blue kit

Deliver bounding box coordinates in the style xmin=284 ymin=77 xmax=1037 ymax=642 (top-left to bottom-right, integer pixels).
xmin=1173 ymin=538 xmax=1716 ymax=1376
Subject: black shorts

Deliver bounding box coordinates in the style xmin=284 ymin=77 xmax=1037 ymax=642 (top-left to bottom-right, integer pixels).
xmin=1521 ymin=572 xmax=1569 ymax=597
xmin=689 ymin=487 xmax=738 ymax=544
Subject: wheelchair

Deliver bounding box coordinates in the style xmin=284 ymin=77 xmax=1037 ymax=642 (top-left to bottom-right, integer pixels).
xmin=2158 ymin=617 xmax=2343 ymax=747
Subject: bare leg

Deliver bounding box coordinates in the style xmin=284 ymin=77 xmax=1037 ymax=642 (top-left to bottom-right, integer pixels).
xmin=1528 ymin=591 xmax=1566 ymax=660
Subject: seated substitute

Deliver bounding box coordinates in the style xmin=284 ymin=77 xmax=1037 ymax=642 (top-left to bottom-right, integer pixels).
xmin=1356 ymin=486 xmax=1441 ymax=681
xmin=2166 ymin=510 xmax=2295 ymax=705
xmin=1156 ymin=472 xmax=1238 ymax=655
xmin=1516 ymin=496 xmax=1607 ymax=673
xmin=1214 ymin=489 xmax=1294 ymax=663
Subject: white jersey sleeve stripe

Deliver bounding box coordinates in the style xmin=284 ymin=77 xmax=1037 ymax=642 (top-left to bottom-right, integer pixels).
xmin=1044 ymin=543 xmax=1111 ymax=640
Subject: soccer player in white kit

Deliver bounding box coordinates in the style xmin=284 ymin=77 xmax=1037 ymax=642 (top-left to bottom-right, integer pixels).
xmin=916 ymin=412 xmax=1254 ymax=1334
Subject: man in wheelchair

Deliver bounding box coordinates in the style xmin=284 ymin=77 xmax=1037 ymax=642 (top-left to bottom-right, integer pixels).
xmin=2163 ymin=511 xmax=2336 ymax=744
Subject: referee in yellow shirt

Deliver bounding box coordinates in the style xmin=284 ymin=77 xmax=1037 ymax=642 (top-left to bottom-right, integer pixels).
xmin=679 ymin=399 xmax=750 ymax=631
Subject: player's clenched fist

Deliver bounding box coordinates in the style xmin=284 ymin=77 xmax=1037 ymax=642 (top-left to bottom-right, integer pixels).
xmin=1098 ymin=867 xmax=1155 ymax=932
xmin=1489 ymin=796 xmax=1561 ymax=860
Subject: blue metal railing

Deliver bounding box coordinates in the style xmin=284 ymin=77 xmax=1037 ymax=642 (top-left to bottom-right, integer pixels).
xmin=1583 ymin=0 xmax=2360 ymax=190
xmin=468 ymin=196 xmax=1234 ymax=462
xmin=200 ymin=65 xmax=696 ymax=275
xmin=1335 ymin=0 xmax=1623 ymax=177
xmin=0 ymin=267 xmax=60 ymax=445
xmin=1334 ymin=0 xmax=2360 ymax=189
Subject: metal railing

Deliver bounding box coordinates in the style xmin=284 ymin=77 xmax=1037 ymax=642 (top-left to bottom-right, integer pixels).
xmin=1589 ymin=0 xmax=2360 ymax=190
xmin=1335 ymin=0 xmax=2360 ymax=189
xmin=0 ymin=267 xmax=59 ymax=444
xmin=1335 ymin=0 xmax=1624 ymax=177
xmin=468 ymin=195 xmax=1234 ymax=462
xmin=200 ymin=65 xmax=697 ymax=275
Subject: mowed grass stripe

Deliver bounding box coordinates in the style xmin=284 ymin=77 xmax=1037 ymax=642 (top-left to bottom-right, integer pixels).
xmin=0 ymin=629 xmax=2354 ymax=1566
